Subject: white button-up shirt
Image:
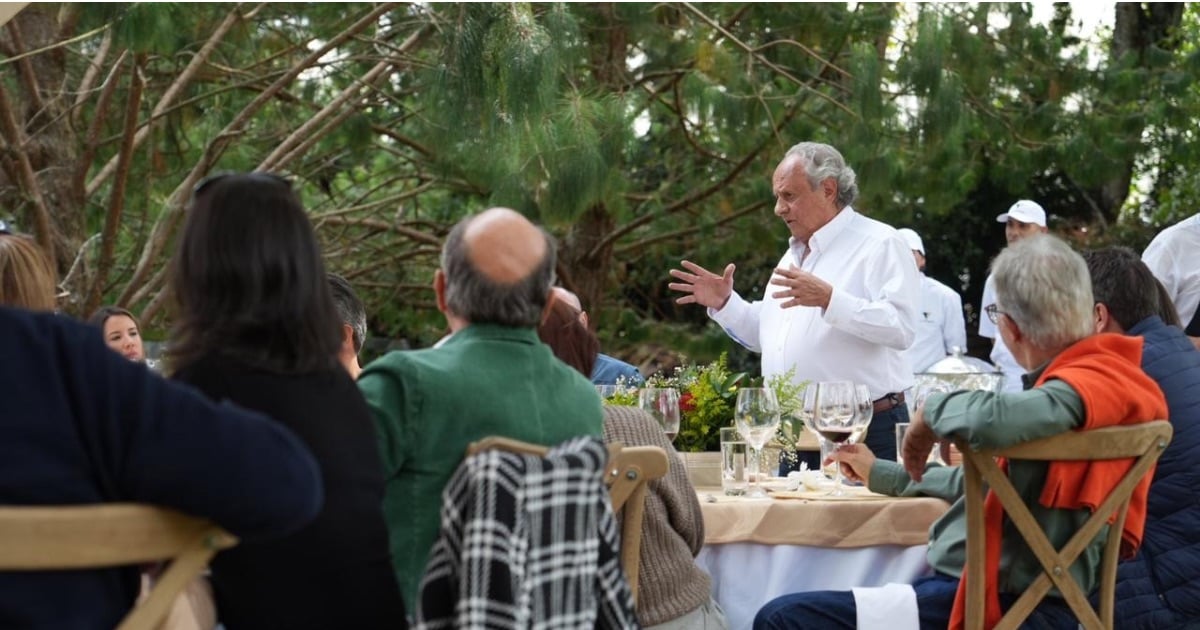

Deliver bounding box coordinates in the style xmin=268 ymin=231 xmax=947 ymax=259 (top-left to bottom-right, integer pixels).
xmin=904 ymin=273 xmax=967 ymax=373
xmin=979 ymin=274 xmax=1025 ymax=393
xmin=1142 ymin=213 xmax=1200 ymax=330
xmin=710 ymin=206 xmax=920 ymax=399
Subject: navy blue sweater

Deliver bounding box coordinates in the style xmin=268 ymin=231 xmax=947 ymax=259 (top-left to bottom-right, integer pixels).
xmin=1114 ymin=316 xmax=1200 ymax=629
xmin=0 ymin=307 xmax=322 ymax=629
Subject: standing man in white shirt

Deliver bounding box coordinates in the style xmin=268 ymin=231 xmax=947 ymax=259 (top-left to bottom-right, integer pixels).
xmin=978 ymin=200 xmax=1048 ymax=392
xmin=897 ymin=228 xmax=967 ymax=373
xmin=1142 ymin=213 xmax=1200 ymax=349
xmin=667 ymin=141 xmax=920 ymax=461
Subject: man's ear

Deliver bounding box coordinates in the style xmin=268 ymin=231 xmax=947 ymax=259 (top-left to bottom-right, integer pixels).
xmin=1094 ymin=302 xmax=1123 ymax=334
xmin=341 ymin=324 xmax=357 ymax=356
xmin=820 ymin=177 xmax=838 ymax=203
xmin=434 ymin=269 xmax=448 ymax=314
xmin=539 ymin=288 xmax=557 ymax=325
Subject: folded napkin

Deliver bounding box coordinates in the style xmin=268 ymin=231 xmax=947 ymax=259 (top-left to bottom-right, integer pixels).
xmin=852 ymin=583 xmax=919 ymax=630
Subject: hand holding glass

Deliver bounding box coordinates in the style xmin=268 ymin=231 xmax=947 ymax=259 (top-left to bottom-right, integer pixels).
xmin=807 ymin=381 xmax=856 ymax=496
xmin=734 ymin=387 xmax=781 ymax=499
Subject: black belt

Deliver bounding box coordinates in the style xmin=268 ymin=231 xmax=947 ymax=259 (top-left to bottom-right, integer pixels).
xmin=873 ymin=392 xmax=905 ymax=414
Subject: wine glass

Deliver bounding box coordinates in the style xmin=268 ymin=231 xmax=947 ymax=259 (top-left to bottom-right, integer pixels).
xmin=851 ymin=383 xmax=874 ymax=446
xmin=806 ymin=381 xmax=856 ymax=496
xmin=734 ymin=387 xmax=781 ymax=499
xmin=638 ymin=387 xmax=681 ymax=441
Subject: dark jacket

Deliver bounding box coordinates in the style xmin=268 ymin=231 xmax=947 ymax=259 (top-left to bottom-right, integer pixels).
xmin=175 ymin=354 xmax=406 ymax=630
xmin=0 ymin=307 xmax=321 ymax=629
xmin=1114 ymin=316 xmax=1200 ymax=629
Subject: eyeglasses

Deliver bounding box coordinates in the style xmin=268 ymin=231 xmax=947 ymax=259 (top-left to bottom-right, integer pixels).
xmin=191 ymin=171 xmax=292 ymax=198
xmin=984 ymin=303 xmax=1007 ymax=325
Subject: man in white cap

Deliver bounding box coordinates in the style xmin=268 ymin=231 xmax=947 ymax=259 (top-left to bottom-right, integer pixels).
xmin=897 ymin=228 xmax=966 ymax=373
xmin=1142 ymin=213 xmax=1200 ymax=349
xmin=979 ymin=200 xmax=1048 ymax=392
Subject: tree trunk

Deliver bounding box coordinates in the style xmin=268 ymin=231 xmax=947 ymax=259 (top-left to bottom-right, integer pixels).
xmin=1097 ymin=3 xmax=1184 ymax=220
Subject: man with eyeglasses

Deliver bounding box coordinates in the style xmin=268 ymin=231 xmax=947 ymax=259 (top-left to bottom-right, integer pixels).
xmin=756 ymin=234 xmax=1167 ymax=630
xmin=979 ymin=200 xmax=1048 ymax=392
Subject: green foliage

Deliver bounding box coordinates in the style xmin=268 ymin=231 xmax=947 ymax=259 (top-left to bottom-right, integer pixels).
xmin=646 ymin=354 xmax=746 ymax=453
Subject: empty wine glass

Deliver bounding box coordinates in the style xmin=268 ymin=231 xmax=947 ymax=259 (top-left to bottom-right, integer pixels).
xmin=734 ymin=387 xmax=781 ymax=499
xmin=639 ymin=387 xmax=681 ymax=441
xmin=851 ymin=383 xmax=873 ymax=445
xmin=806 ymin=381 xmax=856 ymax=496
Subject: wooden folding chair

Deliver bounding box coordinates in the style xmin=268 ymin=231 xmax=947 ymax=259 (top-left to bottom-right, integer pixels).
xmin=0 ymin=504 xmax=238 ymax=630
xmin=956 ymin=420 xmax=1172 ymax=630
xmin=466 ymin=436 xmax=669 ymax=602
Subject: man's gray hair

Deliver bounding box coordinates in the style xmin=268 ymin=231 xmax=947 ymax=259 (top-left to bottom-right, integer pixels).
xmin=440 ymin=217 xmax=556 ymax=327
xmin=785 ymin=142 xmax=859 ymax=209
xmin=991 ymin=234 xmax=1093 ymax=350
xmin=327 ymin=273 xmax=367 ymax=353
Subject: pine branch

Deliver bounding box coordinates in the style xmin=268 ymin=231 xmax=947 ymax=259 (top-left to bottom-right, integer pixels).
xmin=85 ymin=55 xmax=145 ymax=315
xmin=74 ymin=50 xmax=127 ymax=195
xmin=116 ymin=3 xmax=400 ymax=307
xmin=5 ymin=22 xmax=46 ymax=119
xmin=318 ymin=216 xmax=443 ymax=247
xmin=0 ymin=83 xmax=55 ymax=263
xmin=72 ymin=29 xmax=113 ymax=124
xmin=680 ymin=2 xmax=856 ymax=119
xmin=86 ymin=5 xmax=247 ymax=197
xmin=615 ymin=199 xmax=769 ymax=256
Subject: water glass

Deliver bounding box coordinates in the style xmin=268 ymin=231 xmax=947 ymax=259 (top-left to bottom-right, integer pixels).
xmin=719 ymin=427 xmax=748 ymax=496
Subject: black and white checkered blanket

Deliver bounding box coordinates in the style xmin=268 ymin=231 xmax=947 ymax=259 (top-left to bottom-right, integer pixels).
xmin=416 ymin=436 xmax=639 ymax=629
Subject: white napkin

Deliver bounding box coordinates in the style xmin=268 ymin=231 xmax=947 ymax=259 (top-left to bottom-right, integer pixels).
xmin=852 ymin=583 xmax=919 ymax=630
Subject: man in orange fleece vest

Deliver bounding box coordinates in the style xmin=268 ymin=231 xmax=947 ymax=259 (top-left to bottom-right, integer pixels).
xmin=754 ymin=235 xmax=1167 ymax=630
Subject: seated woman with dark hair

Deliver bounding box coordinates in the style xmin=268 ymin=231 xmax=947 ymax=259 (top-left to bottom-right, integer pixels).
xmin=538 ymin=293 xmax=728 ymax=629
xmin=166 ymin=173 xmax=406 ymax=629
xmin=89 ymin=306 xmax=145 ymax=363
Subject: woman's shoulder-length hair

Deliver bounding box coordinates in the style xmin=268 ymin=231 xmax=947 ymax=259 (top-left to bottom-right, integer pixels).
xmin=166 ymin=173 xmax=342 ymax=374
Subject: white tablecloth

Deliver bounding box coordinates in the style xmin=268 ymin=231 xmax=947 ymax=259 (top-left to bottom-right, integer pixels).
xmin=697 ymin=542 xmax=932 ymax=630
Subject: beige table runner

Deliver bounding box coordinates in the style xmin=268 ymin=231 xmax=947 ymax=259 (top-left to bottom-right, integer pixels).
xmin=697 ymin=487 xmax=949 ymax=548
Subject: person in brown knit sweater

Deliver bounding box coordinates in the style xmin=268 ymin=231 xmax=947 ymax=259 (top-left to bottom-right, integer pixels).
xmin=539 ymin=293 xmax=729 ymax=628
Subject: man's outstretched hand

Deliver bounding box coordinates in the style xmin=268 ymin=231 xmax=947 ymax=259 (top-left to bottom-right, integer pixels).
xmin=669 ymin=260 xmax=735 ymax=311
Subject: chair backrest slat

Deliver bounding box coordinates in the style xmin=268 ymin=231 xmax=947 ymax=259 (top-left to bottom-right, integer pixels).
xmin=956 ymin=419 xmax=1172 ymax=630
xmin=0 ymin=504 xmax=237 ymax=630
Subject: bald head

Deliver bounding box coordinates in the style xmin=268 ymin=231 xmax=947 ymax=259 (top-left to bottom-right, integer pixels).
xmin=551 ymin=287 xmax=583 ymax=311
xmin=440 ymin=208 xmax=556 ymax=327
xmin=464 ymin=208 xmax=548 ymax=285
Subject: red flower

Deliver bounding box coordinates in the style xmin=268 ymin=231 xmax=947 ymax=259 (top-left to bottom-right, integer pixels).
xmin=679 ymin=391 xmax=696 ymax=413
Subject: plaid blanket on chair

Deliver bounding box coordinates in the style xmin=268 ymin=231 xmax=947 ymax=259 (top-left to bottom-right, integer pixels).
xmin=415 ymin=436 xmax=639 ymax=629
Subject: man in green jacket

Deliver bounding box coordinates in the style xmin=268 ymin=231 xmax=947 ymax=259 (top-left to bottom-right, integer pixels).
xmin=358 ymin=207 xmax=604 ymax=608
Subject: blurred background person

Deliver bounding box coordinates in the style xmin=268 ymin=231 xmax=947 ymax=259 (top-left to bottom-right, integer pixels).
xmin=328 ymin=273 xmax=368 ymax=379
xmin=1142 ymin=213 xmax=1200 ymax=348
xmin=538 ymin=293 xmax=727 ymax=630
xmin=166 ymin=173 xmax=406 ymax=629
xmin=897 ymin=228 xmax=966 ymax=374
xmin=89 ymin=306 xmax=145 ymax=363
xmin=978 ymin=200 xmax=1048 ymax=392
xmin=0 ymin=221 xmax=58 ymax=311
xmin=552 ymin=286 xmax=645 ymax=386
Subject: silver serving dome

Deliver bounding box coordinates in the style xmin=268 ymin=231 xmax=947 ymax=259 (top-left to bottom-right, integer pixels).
xmin=916 ymin=346 xmax=1005 ymax=393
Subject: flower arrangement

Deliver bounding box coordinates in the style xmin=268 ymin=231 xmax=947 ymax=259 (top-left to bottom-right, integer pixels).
xmin=601 ymin=354 xmax=809 ymax=459
xmin=646 ymin=354 xmax=747 ymax=453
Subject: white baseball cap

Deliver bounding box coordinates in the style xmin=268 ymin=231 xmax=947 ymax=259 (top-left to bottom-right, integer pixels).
xmin=896 ymin=228 xmax=925 ymax=256
xmin=996 ymin=200 xmax=1046 ymax=227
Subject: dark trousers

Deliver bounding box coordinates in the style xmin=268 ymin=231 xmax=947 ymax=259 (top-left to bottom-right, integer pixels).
xmin=753 ymin=574 xmax=1080 ymax=630
xmin=862 ymin=402 xmax=907 ymax=462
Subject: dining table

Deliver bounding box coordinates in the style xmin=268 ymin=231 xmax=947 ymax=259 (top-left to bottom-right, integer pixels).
xmin=695 ymin=484 xmax=951 ymax=630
